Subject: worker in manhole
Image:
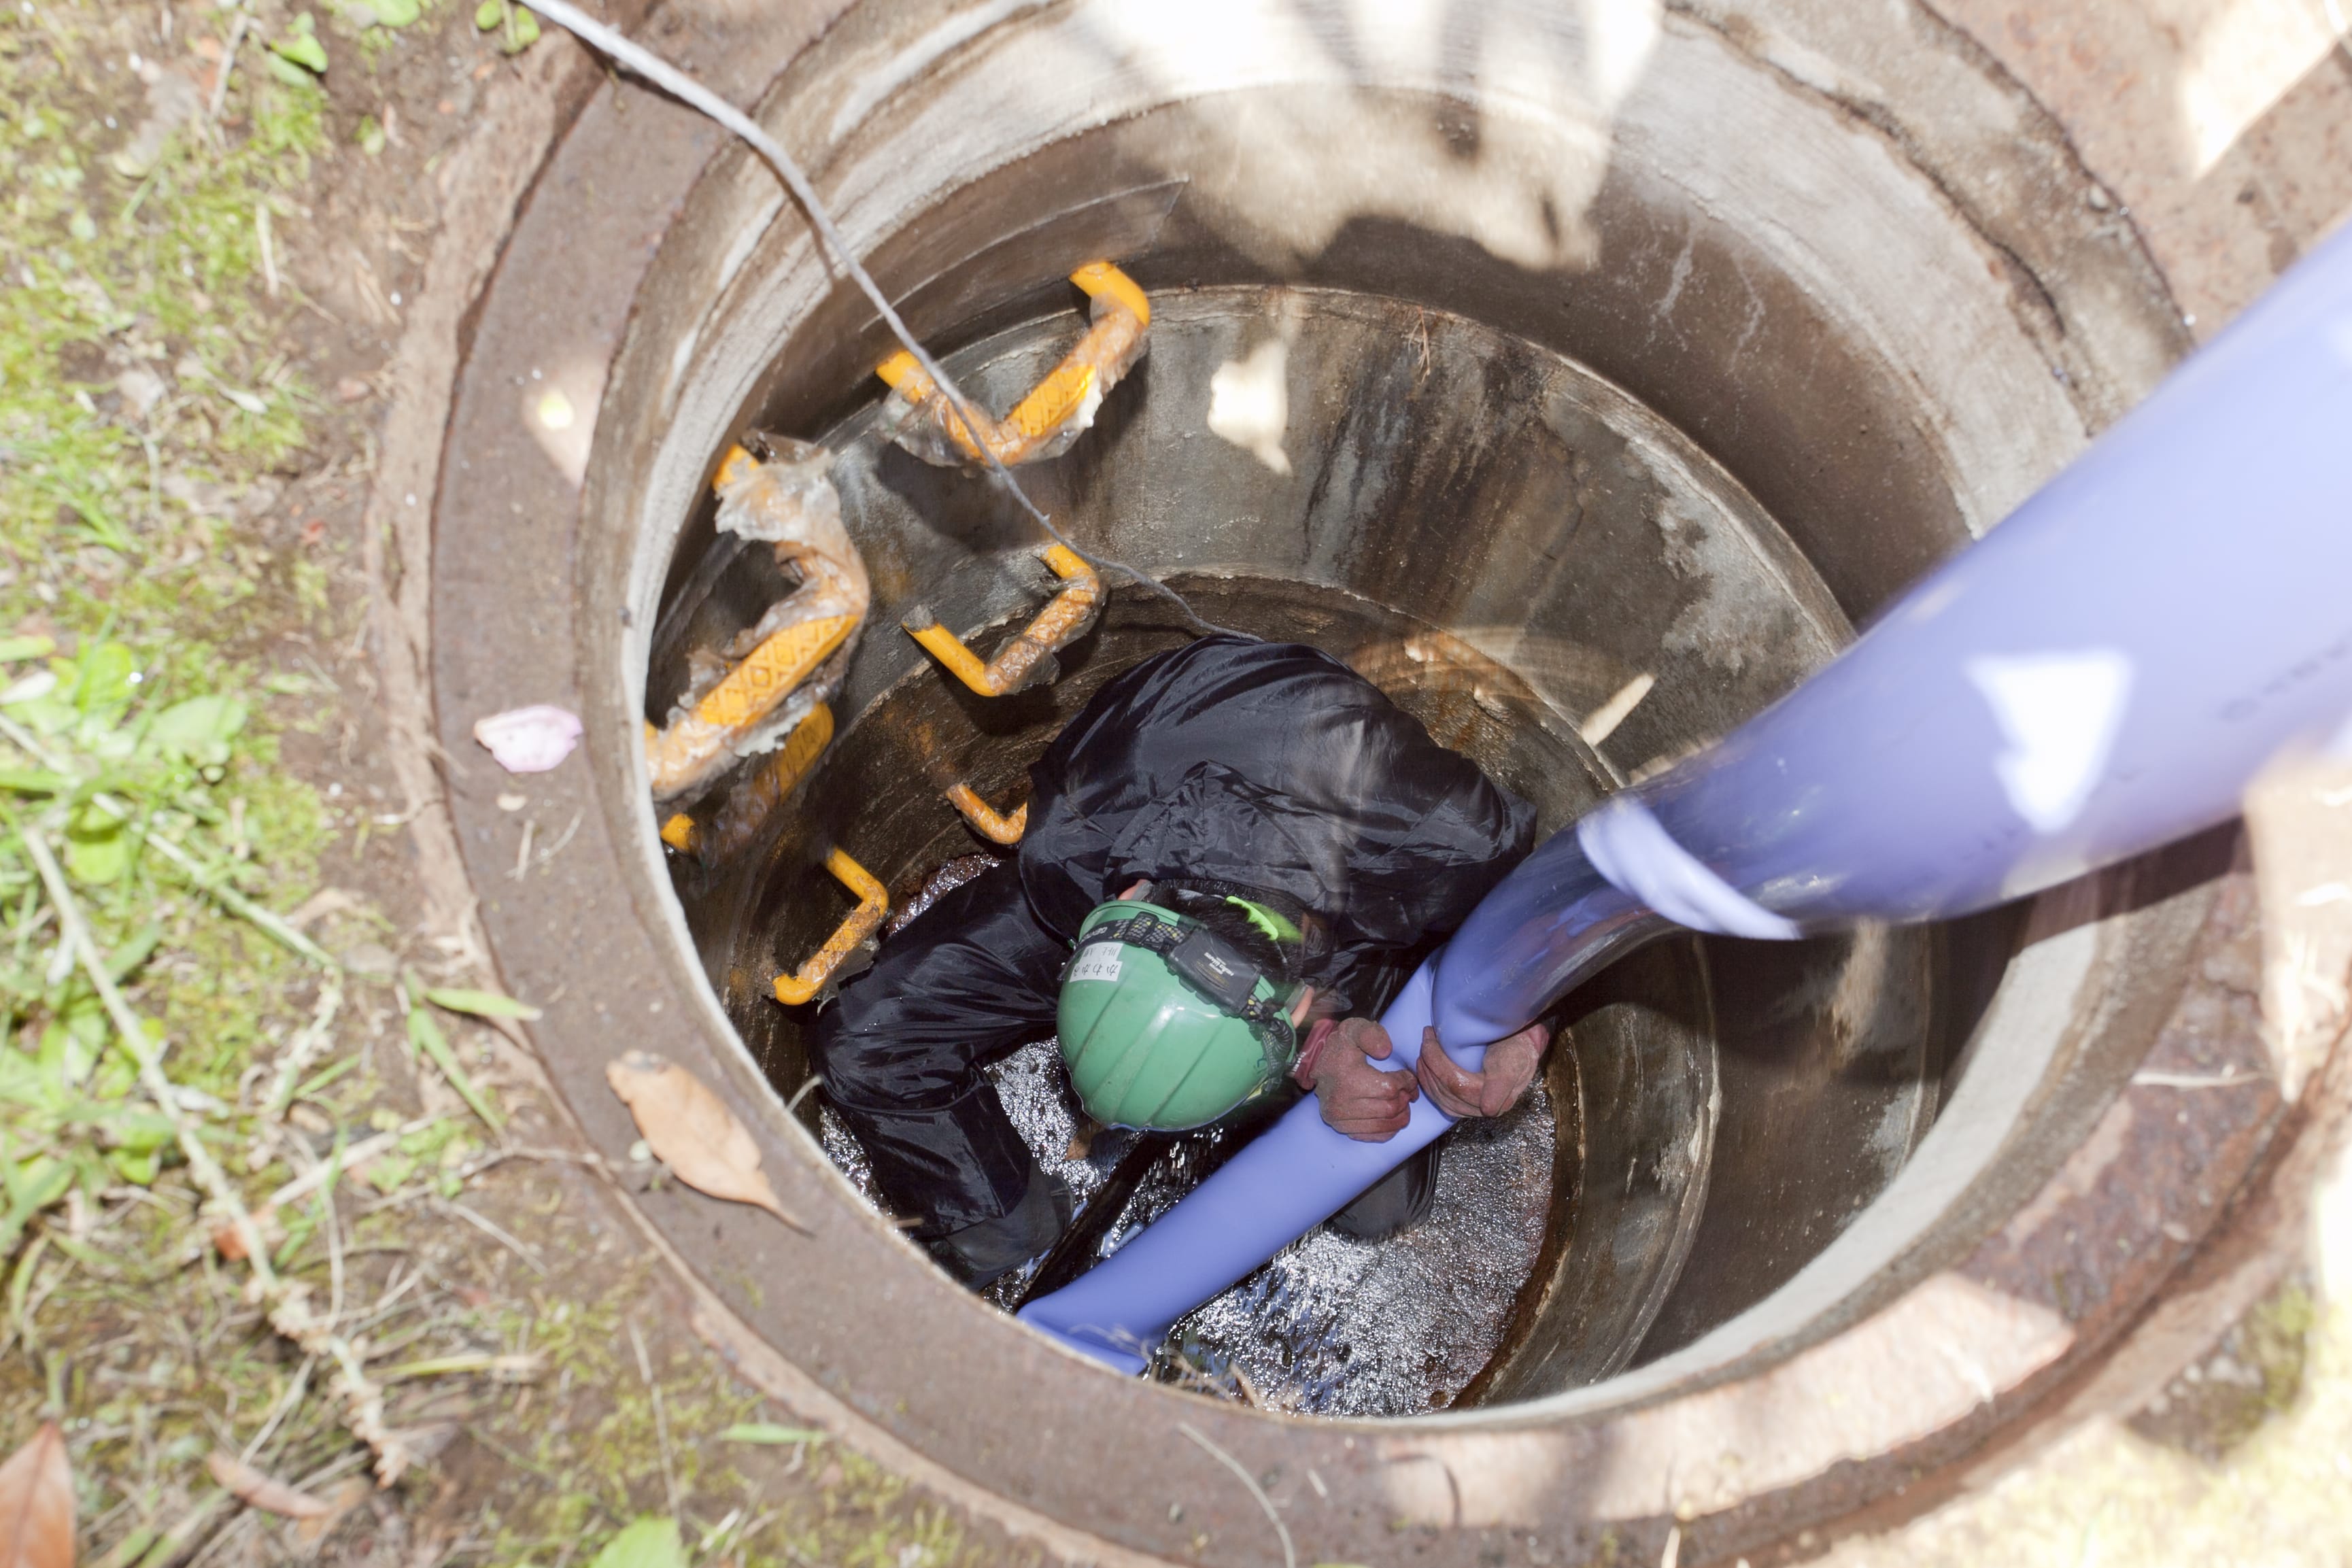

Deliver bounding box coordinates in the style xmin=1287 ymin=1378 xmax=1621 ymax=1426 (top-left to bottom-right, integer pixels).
xmin=813 ymin=634 xmax=1550 ymax=1286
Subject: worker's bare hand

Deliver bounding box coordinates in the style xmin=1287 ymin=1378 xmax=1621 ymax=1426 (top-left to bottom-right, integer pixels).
xmin=1416 ymin=1022 xmax=1549 ymax=1121
xmin=1306 ymin=1017 xmax=1420 ymax=1142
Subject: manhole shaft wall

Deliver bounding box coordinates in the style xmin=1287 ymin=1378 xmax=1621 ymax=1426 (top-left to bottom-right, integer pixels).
xmin=420 ymin=2 xmax=2304 ymax=1563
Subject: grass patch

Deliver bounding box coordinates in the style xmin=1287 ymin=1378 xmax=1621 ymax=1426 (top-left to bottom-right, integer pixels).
xmin=3 ymin=10 xmax=1027 ymax=1567
xmin=4 ymin=3 xmax=326 ymax=661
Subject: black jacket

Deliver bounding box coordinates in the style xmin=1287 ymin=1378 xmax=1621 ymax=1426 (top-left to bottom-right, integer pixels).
xmin=813 ymin=634 xmax=1535 ymax=1238
xmin=1019 ymin=636 xmax=1535 ymax=1006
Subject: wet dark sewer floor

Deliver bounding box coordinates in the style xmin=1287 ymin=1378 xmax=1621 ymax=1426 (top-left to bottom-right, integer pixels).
xmin=819 ymin=857 xmax=1557 ymax=1416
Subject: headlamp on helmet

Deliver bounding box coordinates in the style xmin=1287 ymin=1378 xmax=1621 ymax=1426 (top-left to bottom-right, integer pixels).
xmin=1055 ymin=898 xmax=1303 ymax=1131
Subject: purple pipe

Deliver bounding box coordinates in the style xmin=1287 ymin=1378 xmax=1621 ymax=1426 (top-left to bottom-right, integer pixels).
xmin=1023 ymin=220 xmax=2352 ymax=1374
xmin=1021 ymin=960 xmax=1476 ymax=1374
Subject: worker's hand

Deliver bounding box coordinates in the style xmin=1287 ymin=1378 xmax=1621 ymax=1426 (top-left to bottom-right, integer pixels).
xmin=1303 ymin=1017 xmax=1420 ymax=1142
xmin=1415 ymin=1022 xmax=1549 ymax=1121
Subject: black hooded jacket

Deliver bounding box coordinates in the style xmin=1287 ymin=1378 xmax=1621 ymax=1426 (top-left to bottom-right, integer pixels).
xmin=1018 ymin=636 xmax=1536 ymax=1005
xmin=812 ymin=634 xmax=1535 ymax=1238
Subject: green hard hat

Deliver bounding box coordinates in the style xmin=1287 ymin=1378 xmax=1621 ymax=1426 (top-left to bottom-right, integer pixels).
xmin=1057 ymin=899 xmax=1301 ymax=1131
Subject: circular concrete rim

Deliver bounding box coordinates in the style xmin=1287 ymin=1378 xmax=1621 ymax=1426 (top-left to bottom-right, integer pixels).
xmin=603 ymin=0 xmax=2196 ymax=1412
xmin=417 ymin=3 xmax=2308 ymax=1563
xmin=685 ymin=279 xmax=1985 ymax=1401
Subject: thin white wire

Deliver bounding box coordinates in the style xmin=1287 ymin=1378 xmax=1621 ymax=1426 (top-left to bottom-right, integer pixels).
xmin=517 ymin=0 xmax=1228 ymax=636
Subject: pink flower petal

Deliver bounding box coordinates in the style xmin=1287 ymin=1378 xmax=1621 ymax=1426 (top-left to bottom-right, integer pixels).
xmin=473 ymin=704 xmax=583 ymax=774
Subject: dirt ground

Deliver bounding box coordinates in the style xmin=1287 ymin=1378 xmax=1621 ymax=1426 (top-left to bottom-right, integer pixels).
xmin=1 ymin=1 xmax=1036 ymax=1564
xmin=3 ymin=0 xmax=2350 ymax=1566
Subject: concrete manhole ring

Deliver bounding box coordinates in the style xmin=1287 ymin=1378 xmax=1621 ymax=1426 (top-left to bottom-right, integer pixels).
xmin=391 ymin=1 xmax=2341 ymax=1562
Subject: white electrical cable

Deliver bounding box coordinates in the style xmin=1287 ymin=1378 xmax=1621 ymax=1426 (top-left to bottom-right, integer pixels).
xmin=517 ymin=0 xmax=1231 ymax=638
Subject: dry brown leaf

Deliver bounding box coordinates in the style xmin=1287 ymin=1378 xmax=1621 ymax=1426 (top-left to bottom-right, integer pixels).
xmin=605 ymin=1051 xmax=808 ymax=1230
xmin=0 ymin=1422 xmax=74 ymax=1568
xmin=209 ymin=1204 xmax=282 ymax=1262
xmin=218 ymin=1207 xmax=286 ymax=1260
xmin=205 ymin=1452 xmax=332 ymax=1520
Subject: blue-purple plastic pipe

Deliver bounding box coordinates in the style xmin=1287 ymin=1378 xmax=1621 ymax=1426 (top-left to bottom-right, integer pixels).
xmin=1019 ymin=221 xmax=2352 ymax=1374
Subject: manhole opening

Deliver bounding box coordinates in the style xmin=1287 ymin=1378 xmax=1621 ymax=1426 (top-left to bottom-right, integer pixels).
xmin=647 ymin=284 xmax=2015 ymax=1414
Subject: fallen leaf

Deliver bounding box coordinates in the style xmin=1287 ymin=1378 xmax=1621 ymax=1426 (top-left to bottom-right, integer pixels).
xmin=605 ymin=1053 xmax=806 ymax=1230
xmin=208 ymin=1206 xmax=281 ymax=1261
xmin=377 ymin=1351 xmax=543 ymax=1382
xmin=0 ymin=1422 xmax=74 ymax=1568
xmin=205 ymin=1451 xmax=331 ymax=1520
xmin=587 ymin=1517 xmax=684 ymax=1568
xmin=473 ymin=0 xmax=540 ymax=51
xmin=0 ymin=672 xmax=57 ymax=707
xmin=423 ymin=986 xmax=543 ymax=1021
xmin=145 ymin=694 xmax=249 ymax=763
xmin=717 ymin=1423 xmax=826 ymax=1446
xmin=472 ymin=704 xmax=582 ymax=774
xmin=405 ymin=1008 xmax=504 ymax=1131
xmin=269 ymin=16 xmax=328 ymax=76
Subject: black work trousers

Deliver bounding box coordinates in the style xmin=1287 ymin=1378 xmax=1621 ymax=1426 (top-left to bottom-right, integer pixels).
xmin=810 ymin=863 xmax=1071 ymax=1238
xmin=808 ymin=859 xmax=1444 ymax=1247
